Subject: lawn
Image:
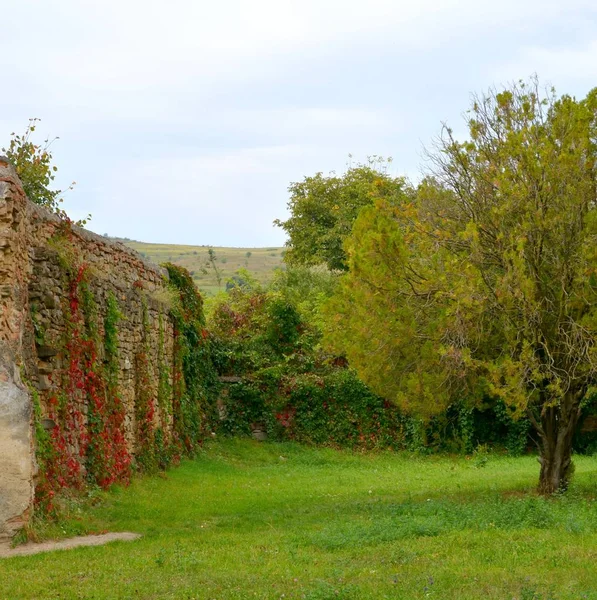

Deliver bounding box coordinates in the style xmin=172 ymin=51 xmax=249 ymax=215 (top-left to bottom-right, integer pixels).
xmin=2 ymin=440 xmax=597 ymax=599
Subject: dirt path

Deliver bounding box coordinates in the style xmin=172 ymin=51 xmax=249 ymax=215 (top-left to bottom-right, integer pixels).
xmin=0 ymin=532 xmax=141 ymax=558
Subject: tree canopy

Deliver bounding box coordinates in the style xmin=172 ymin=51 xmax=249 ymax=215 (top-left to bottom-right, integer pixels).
xmin=324 ymin=81 xmax=597 ymax=493
xmin=274 ymin=158 xmax=407 ymax=271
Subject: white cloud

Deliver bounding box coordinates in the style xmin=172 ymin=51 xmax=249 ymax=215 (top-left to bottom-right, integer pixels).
xmin=80 ymin=145 xmax=326 ymax=245
xmin=492 ymin=40 xmax=597 ymax=94
xmin=2 ymin=0 xmax=597 ymax=245
xmin=6 ymin=0 xmax=593 ymax=95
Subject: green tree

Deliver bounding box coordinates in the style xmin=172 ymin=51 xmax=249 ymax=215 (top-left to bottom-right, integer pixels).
xmin=270 ymin=266 xmax=337 ymax=335
xmin=274 ymin=158 xmax=408 ymax=271
xmin=202 ymin=248 xmax=223 ymax=289
xmin=324 ymin=81 xmax=597 ymax=494
xmin=2 ymin=118 xmax=87 ymax=224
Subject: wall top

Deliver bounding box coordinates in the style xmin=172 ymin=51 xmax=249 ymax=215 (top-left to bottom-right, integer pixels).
xmin=0 ymin=157 xmax=18 ymax=179
xmin=0 ymin=158 xmax=167 ymax=280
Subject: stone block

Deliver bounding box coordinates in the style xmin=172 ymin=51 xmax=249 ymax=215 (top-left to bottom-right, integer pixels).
xmin=0 ymin=358 xmax=33 ymax=542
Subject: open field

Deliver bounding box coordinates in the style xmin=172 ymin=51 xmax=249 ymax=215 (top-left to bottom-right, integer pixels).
xmin=120 ymin=240 xmax=285 ymax=296
xmin=3 ymin=440 xmax=597 ymax=599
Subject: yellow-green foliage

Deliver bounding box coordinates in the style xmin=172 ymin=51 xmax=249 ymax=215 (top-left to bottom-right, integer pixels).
xmin=2 ymin=118 xmax=88 ymax=225
xmin=275 ymin=158 xmax=407 ymax=271
xmin=324 ymin=80 xmax=597 ymax=493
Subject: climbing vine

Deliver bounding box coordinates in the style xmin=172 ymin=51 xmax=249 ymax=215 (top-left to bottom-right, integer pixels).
xmin=31 ymin=234 xmax=216 ymax=515
xmin=33 ymin=226 xmax=132 ymax=512
xmin=164 ymin=263 xmax=218 ymax=455
xmin=30 ymin=386 xmax=58 ymax=515
xmin=134 ymin=294 xmax=157 ymax=472
xmin=85 ymin=290 xmax=131 ymax=487
xmin=157 ymin=312 xmax=173 ymax=423
xmin=43 ymin=263 xmax=91 ymax=493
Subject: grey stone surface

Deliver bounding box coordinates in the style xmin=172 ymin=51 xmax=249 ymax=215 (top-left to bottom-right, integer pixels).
xmin=0 ymin=358 xmax=32 ymax=542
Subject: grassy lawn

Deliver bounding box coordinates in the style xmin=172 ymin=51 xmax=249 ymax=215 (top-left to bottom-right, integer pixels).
xmin=2 ymin=440 xmax=597 ymax=599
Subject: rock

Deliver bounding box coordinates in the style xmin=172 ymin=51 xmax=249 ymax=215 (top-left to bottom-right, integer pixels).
xmin=251 ymin=426 xmax=267 ymax=442
xmin=37 ymin=375 xmax=53 ymax=391
xmin=41 ymin=418 xmax=56 ymax=431
xmin=36 ymin=345 xmax=58 ymax=358
xmin=37 ymin=361 xmax=53 ymax=375
xmin=42 ymin=292 xmax=56 ymax=309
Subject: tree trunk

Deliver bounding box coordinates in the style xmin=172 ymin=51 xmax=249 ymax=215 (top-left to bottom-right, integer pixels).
xmin=536 ymin=397 xmax=581 ymax=495
xmin=538 ymin=436 xmax=574 ymax=495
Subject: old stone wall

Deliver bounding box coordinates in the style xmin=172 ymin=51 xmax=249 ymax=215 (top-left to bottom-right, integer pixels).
xmin=0 ymin=158 xmax=179 ymax=540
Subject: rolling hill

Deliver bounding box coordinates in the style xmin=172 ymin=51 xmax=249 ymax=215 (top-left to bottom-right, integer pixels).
xmin=119 ymin=240 xmax=285 ymax=296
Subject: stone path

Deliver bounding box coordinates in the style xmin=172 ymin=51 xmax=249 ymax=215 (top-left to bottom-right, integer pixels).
xmin=0 ymin=532 xmax=141 ymax=558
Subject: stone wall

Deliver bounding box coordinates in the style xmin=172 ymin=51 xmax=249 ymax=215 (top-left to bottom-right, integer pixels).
xmin=0 ymin=158 xmax=180 ymax=540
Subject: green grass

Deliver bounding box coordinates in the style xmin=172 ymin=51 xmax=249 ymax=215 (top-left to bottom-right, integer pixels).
xmin=3 ymin=440 xmax=597 ymax=599
xmin=119 ymin=240 xmax=285 ymax=295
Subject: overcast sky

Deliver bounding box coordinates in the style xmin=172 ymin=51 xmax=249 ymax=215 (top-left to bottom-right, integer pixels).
xmin=1 ymin=0 xmax=596 ymax=246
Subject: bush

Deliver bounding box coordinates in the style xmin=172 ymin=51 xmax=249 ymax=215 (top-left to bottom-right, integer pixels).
xmin=2 ymin=118 xmax=88 ymax=224
xmin=209 ymin=268 xmax=535 ymax=454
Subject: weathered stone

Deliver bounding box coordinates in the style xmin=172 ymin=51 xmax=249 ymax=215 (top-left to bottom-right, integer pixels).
xmin=219 ymin=376 xmax=242 ymax=383
xmin=41 ymin=418 xmax=56 ymax=431
xmin=36 ymin=345 xmax=58 ymax=358
xmin=37 ymin=361 xmax=53 ymax=375
xmin=37 ymin=375 xmax=53 ymax=391
xmin=0 ymin=160 xmax=177 ymax=540
xmin=251 ymin=426 xmax=267 ymax=442
xmin=0 ymin=359 xmax=33 ymax=542
xmin=41 ymin=292 xmax=56 ymax=309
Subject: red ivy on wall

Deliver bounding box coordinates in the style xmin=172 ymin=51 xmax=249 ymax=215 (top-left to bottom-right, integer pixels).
xmin=35 ymin=263 xmax=131 ymax=512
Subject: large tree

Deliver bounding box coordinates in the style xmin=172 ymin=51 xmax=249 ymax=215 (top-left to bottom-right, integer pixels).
xmin=274 ymin=159 xmax=407 ymax=271
xmin=324 ymin=81 xmax=597 ymax=493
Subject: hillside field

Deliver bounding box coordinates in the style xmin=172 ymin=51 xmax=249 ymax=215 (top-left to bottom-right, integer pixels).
xmin=120 ymin=240 xmax=285 ymax=295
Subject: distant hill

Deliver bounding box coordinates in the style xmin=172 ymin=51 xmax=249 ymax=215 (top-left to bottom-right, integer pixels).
xmin=116 ymin=239 xmax=285 ymax=296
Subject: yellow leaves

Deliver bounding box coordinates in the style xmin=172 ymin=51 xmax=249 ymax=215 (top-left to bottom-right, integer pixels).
xmin=461 ymin=222 xmax=479 ymax=244
xmin=321 ymin=82 xmax=597 ymax=430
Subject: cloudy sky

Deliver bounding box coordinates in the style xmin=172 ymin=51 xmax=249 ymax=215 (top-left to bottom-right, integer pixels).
xmin=1 ymin=0 xmax=596 ymax=246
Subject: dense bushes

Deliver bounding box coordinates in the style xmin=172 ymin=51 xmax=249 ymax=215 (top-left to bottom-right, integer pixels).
xmin=221 ymin=370 xmax=405 ymax=449
xmin=164 ymin=263 xmax=219 ymax=454
xmin=220 ymin=367 xmax=538 ymax=454
xmin=207 ymin=268 xmax=545 ymax=455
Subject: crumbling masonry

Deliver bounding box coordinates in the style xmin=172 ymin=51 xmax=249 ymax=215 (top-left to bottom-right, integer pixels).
xmin=0 ymin=158 xmax=178 ymax=540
